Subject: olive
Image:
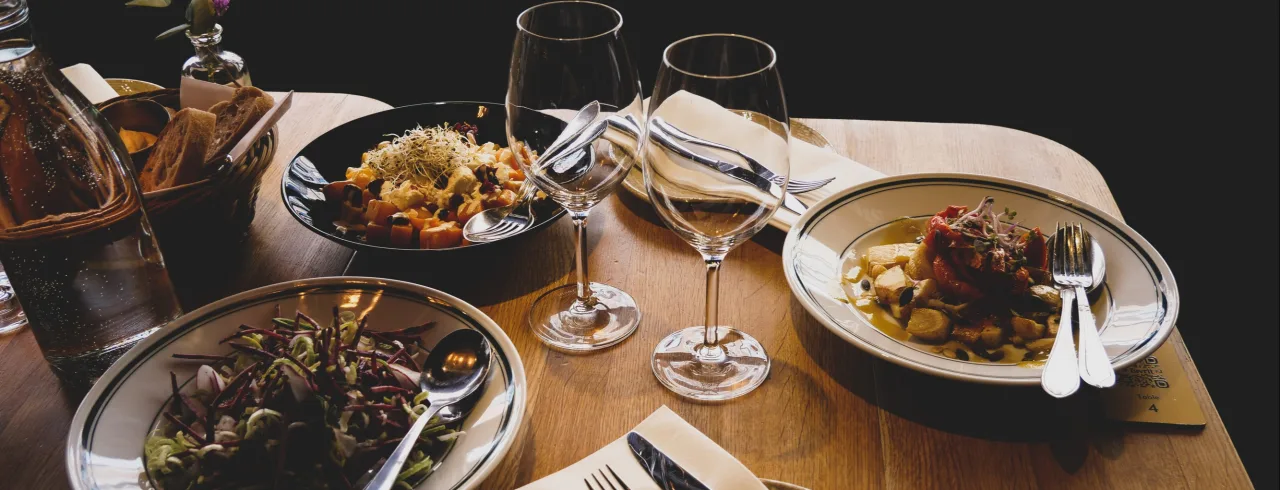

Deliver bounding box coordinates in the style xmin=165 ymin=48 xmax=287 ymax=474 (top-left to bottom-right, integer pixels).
xmin=367 ymin=178 xmax=386 ymax=196
xmin=342 ymin=184 xmax=363 ymax=207
xmin=898 ymin=287 xmax=915 ymax=306
xmin=388 ymin=212 xmax=411 ymax=226
xmin=860 ymin=278 xmax=871 ymax=291
xmin=955 ymin=349 xmax=970 ymax=361
xmin=434 ymin=172 xmax=450 ymax=190
xmin=448 ymin=193 xmax=464 ymax=209
xmin=434 ymin=207 xmax=449 ymax=220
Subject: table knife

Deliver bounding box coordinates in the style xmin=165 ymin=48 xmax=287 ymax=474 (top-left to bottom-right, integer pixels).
xmin=626 ymin=432 xmax=711 ymax=490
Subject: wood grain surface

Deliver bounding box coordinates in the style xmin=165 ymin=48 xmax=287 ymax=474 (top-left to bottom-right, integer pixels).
xmin=0 ymin=94 xmax=1251 ymax=489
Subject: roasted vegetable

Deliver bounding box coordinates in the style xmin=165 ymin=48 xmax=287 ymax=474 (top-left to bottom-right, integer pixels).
xmin=906 ymin=308 xmax=951 ymax=343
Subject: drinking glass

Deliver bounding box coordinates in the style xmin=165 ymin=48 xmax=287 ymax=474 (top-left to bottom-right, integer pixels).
xmin=507 ymin=1 xmax=643 ymax=351
xmin=642 ymin=34 xmax=788 ymax=401
xmin=0 ymin=266 xmax=26 ymax=335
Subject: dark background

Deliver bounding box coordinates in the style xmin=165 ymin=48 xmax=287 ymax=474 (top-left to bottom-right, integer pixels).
xmin=29 ymin=1 xmax=1278 ymax=487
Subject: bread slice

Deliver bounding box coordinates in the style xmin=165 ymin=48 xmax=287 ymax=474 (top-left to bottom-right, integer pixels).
xmin=204 ymin=86 xmax=274 ymax=162
xmin=207 ymin=100 xmax=230 ymax=119
xmin=140 ymin=108 xmax=216 ymax=192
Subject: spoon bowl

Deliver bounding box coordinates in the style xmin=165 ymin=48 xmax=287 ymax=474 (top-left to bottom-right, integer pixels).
xmin=364 ymin=329 xmax=492 ymax=490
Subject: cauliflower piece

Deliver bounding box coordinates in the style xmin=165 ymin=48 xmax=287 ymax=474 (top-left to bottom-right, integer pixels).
xmin=385 ymin=181 xmax=425 ymax=210
xmin=445 ymin=166 xmax=478 ymax=195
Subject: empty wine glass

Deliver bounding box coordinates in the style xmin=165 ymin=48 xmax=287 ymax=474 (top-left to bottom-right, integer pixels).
xmin=507 ymin=1 xmax=643 ymax=351
xmin=642 ymin=34 xmax=788 ymax=401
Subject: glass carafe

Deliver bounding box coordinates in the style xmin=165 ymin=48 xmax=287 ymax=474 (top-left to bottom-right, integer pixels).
xmin=0 ymin=0 xmax=182 ymax=381
xmin=183 ymin=23 xmax=251 ymax=87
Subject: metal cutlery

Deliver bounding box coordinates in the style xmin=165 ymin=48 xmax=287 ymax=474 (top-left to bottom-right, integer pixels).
xmin=584 ymin=465 xmax=632 ymax=490
xmin=644 ymin=119 xmax=808 ymax=215
xmin=1068 ymin=223 xmax=1115 ymax=388
xmin=626 ymin=432 xmax=710 ymax=490
xmin=651 ymin=116 xmax=835 ymax=193
xmin=1041 ymin=222 xmax=1082 ymax=398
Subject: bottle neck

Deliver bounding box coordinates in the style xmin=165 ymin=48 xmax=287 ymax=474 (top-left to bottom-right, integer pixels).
xmin=186 ymin=23 xmax=224 ymax=50
xmin=0 ymin=0 xmax=32 ymax=50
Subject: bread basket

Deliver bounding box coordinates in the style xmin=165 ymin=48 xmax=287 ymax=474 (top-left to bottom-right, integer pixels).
xmin=96 ymin=88 xmax=276 ymax=243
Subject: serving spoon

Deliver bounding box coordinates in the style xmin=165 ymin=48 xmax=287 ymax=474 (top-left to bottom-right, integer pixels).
xmin=364 ymin=329 xmax=492 ymax=490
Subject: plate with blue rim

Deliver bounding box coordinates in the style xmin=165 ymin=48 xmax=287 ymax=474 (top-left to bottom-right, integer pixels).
xmin=782 ymin=173 xmax=1179 ymax=385
xmin=66 ymin=277 xmax=526 ymax=489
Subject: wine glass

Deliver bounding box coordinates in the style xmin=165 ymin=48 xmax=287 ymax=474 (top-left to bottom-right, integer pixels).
xmin=642 ymin=34 xmax=788 ymax=401
xmin=507 ymin=1 xmax=643 ymax=351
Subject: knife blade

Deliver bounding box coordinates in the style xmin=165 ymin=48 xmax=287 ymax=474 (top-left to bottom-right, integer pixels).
xmin=626 ymin=432 xmax=711 ymax=490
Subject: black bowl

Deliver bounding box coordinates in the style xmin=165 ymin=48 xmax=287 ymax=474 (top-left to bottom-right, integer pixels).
xmin=282 ymin=101 xmax=566 ymax=255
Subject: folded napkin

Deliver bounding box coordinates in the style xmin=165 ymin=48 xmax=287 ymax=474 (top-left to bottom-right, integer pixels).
xmin=518 ymin=406 xmax=766 ymax=490
xmin=650 ymin=90 xmax=884 ymax=229
xmin=60 ymin=63 xmax=119 ymax=105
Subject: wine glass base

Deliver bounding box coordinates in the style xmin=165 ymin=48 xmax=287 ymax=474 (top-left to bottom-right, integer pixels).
xmin=528 ymin=283 xmax=640 ymax=352
xmin=651 ymin=326 xmax=770 ymax=401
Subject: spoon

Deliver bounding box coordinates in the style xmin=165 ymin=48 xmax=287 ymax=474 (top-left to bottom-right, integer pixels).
xmin=463 ymin=101 xmax=600 ymax=243
xmin=364 ymin=329 xmax=492 ymax=490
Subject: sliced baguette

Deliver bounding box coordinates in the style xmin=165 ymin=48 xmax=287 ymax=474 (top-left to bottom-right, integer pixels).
xmin=207 ymin=100 xmax=230 ymax=119
xmin=204 ymin=86 xmax=274 ymax=162
xmin=140 ymin=108 xmax=216 ymax=192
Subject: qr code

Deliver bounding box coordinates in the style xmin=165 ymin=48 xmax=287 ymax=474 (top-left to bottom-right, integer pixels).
xmin=1117 ymin=355 xmax=1170 ymax=388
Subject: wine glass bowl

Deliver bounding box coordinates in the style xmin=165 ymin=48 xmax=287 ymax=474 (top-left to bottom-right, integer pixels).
xmin=507 ymin=1 xmax=643 ymax=352
xmin=642 ymin=34 xmax=788 ymax=401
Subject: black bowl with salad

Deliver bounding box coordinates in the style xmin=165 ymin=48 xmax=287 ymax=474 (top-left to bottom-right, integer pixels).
xmin=282 ymin=101 xmax=566 ymax=255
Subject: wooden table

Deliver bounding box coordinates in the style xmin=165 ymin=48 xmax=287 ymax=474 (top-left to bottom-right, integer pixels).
xmin=0 ymin=93 xmax=1250 ymax=489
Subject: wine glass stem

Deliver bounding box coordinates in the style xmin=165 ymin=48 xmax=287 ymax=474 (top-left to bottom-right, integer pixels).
xmin=702 ymin=257 xmax=723 ymax=346
xmin=571 ymin=212 xmax=592 ymax=302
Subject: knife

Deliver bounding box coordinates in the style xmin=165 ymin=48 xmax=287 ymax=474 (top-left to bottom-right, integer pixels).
xmin=642 ymin=121 xmax=808 ymax=215
xmin=626 ymin=432 xmax=711 ymax=490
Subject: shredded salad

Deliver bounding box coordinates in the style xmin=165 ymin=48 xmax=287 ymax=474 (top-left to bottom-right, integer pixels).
xmin=144 ymin=308 xmax=460 ymax=490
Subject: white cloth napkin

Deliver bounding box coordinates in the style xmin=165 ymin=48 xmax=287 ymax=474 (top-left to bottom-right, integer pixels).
xmin=60 ymin=63 xmax=119 ymax=104
xmin=517 ymin=406 xmax=766 ymax=490
xmin=650 ymin=90 xmax=884 ymax=229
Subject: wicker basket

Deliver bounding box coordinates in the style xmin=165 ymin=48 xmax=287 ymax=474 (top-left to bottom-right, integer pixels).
xmin=97 ymin=88 xmax=277 ymax=244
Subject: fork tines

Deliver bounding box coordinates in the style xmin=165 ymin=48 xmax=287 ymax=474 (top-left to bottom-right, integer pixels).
xmin=584 ymin=464 xmax=631 ymax=490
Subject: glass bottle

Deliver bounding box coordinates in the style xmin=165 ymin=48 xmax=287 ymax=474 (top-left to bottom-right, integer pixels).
xmin=182 ymin=23 xmax=252 ymax=87
xmin=0 ymin=0 xmax=182 ymax=380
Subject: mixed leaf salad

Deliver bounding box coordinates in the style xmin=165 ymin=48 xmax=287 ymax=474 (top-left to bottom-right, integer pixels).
xmin=145 ymin=307 xmax=460 ymax=489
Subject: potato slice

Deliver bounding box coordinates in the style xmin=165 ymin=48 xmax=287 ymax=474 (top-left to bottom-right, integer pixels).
xmin=979 ymin=323 xmax=1004 ymax=348
xmin=906 ymin=308 xmax=951 ymax=343
xmin=866 ymin=244 xmax=918 ymax=271
xmin=1011 ymin=317 xmax=1046 ymax=340
xmin=1025 ymin=338 xmax=1055 ymax=353
xmin=873 ymin=266 xmax=911 ymax=304
xmin=905 ymin=244 xmax=935 ymax=280
xmin=951 ymin=325 xmax=983 ymax=345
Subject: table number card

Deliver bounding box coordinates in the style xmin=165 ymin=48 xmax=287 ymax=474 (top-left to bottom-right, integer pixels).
xmin=1101 ymin=339 xmax=1206 ymax=427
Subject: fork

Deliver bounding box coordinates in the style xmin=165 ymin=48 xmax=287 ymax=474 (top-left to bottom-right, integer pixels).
xmin=1068 ymin=223 xmax=1116 ymax=388
xmin=1041 ymin=222 xmax=1082 ymax=398
xmin=584 ymin=465 xmax=632 ymax=490
xmin=650 ymin=117 xmax=836 ymax=194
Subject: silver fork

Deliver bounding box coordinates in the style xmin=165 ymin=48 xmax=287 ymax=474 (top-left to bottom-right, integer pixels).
xmin=650 ymin=117 xmax=836 ymax=194
xmin=1069 ymin=223 xmax=1116 ymax=388
xmin=584 ymin=465 xmax=631 ymax=490
xmin=1041 ymin=222 xmax=1081 ymax=398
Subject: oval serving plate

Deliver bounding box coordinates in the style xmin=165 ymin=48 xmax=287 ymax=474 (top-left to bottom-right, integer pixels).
xmin=283 ymin=101 xmax=566 ymax=255
xmin=67 ymin=277 xmax=527 ymax=490
xmin=783 ymin=173 xmax=1179 ymax=385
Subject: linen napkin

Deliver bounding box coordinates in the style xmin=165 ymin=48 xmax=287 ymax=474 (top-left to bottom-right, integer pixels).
xmin=649 ymin=90 xmax=884 ymax=229
xmin=517 ymin=406 xmax=766 ymax=490
xmin=60 ymin=63 xmax=119 ymax=104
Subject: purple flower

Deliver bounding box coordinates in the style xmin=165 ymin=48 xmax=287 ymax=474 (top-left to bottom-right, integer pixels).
xmin=212 ymin=0 xmax=230 ymax=17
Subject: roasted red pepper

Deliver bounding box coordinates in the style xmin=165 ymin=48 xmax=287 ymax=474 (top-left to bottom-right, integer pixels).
xmin=933 ymin=255 xmax=983 ymax=301
xmin=1023 ymin=227 xmax=1048 ymax=269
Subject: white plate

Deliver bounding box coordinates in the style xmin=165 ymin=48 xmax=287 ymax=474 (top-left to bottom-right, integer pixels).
xmin=66 ymin=277 xmax=527 ymax=489
xmin=782 ymin=173 xmax=1179 ymax=384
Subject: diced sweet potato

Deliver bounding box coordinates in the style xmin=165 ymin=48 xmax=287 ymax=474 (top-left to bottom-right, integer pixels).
xmin=420 ymin=222 xmax=462 ymax=249
xmin=389 ymin=224 xmax=414 ymax=247
xmin=1011 ymin=317 xmax=1046 ymax=340
xmin=456 ymin=199 xmax=484 ymax=224
xmin=906 ymin=308 xmax=951 ymax=343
